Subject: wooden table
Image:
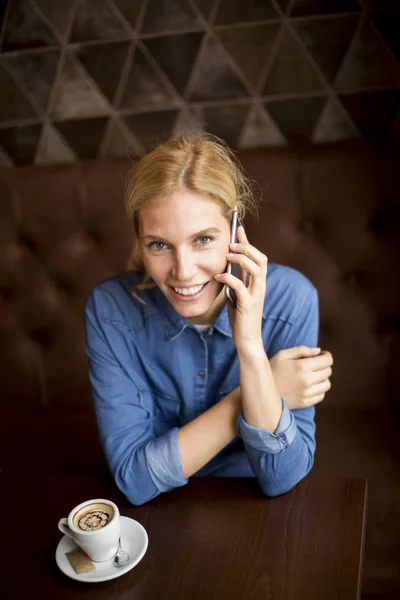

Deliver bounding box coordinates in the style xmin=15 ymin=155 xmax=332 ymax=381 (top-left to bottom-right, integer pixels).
xmin=0 ymin=470 xmax=367 ymax=599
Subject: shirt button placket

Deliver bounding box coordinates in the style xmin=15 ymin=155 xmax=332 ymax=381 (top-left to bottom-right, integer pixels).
xmin=194 ymin=338 xmax=208 ymax=419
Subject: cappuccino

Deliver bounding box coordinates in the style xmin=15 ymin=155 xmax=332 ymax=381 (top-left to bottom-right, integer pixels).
xmin=58 ymin=498 xmax=121 ymax=562
xmin=72 ymin=502 xmax=114 ymax=532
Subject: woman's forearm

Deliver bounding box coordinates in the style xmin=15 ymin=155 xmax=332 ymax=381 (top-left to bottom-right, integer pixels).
xmin=177 ymin=340 xmax=288 ymax=480
xmin=177 ymin=387 xmax=241 ymax=478
xmin=237 ymin=343 xmax=282 ymax=433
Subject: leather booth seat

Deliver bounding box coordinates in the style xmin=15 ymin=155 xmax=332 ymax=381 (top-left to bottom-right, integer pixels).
xmin=0 ymin=140 xmax=399 ymax=597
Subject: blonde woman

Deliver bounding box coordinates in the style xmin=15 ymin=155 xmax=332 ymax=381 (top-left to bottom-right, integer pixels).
xmin=85 ymin=132 xmax=333 ymax=506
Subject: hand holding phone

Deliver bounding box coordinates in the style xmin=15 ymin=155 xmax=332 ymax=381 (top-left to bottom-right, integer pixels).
xmin=225 ymin=210 xmax=248 ymax=308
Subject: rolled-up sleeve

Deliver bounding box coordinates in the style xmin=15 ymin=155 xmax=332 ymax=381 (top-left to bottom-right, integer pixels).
xmin=237 ymin=398 xmax=296 ymax=453
xmin=238 ymin=286 xmax=319 ymax=497
xmin=145 ymin=428 xmax=187 ymax=491
xmin=85 ymin=289 xmax=187 ymax=506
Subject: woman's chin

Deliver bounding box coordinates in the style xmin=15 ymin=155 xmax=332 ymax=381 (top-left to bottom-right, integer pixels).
xmin=171 ymin=297 xmax=210 ymax=316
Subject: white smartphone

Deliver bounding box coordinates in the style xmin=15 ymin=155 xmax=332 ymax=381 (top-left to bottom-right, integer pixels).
xmin=225 ymin=210 xmax=247 ymax=308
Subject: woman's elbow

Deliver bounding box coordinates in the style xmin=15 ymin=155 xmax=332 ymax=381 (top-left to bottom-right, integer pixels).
xmin=260 ymin=479 xmax=297 ymax=498
xmin=259 ymin=453 xmax=315 ymax=498
xmin=116 ymin=478 xmax=159 ymax=506
xmin=113 ymin=465 xmax=160 ymax=506
xmin=125 ymin=491 xmax=153 ymax=506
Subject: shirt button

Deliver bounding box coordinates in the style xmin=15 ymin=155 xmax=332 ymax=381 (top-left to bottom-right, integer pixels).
xmin=198 ymin=371 xmax=205 ymax=379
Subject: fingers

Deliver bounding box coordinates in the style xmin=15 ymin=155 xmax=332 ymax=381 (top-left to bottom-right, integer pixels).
xmin=304 ymin=379 xmax=331 ymax=398
xmin=218 ymin=232 xmax=267 ymax=300
xmin=215 ymin=235 xmax=268 ymax=304
xmin=312 ymin=366 xmax=332 ymax=385
xmin=305 ymin=393 xmax=325 ymax=407
xmin=275 ymin=346 xmax=321 ymax=360
xmin=214 ymin=271 xmax=249 ymax=297
xmin=237 ymin=223 xmax=248 ymax=244
xmin=229 ymin=241 xmax=267 ymax=270
xmin=227 ymin=241 xmax=267 ymax=297
xmin=302 ymin=350 xmax=333 ymax=372
xmin=289 ymin=391 xmax=326 ymax=409
xmin=317 ymin=350 xmax=334 ymax=367
xmin=225 ymin=252 xmax=260 ymax=279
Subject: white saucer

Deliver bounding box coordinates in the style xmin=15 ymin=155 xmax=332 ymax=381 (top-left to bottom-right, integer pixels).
xmin=55 ymin=515 xmax=148 ymax=583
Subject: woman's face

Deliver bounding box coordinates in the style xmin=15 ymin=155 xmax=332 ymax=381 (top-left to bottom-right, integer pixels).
xmin=139 ymin=190 xmax=231 ymax=324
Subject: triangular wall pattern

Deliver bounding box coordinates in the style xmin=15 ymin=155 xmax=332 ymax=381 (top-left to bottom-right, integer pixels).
xmin=0 ymin=0 xmax=398 ymax=164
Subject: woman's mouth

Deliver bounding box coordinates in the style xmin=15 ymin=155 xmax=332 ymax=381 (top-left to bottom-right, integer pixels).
xmin=169 ymin=282 xmax=209 ymax=301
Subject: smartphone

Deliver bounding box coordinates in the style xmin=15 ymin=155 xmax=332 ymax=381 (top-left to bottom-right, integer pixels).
xmin=225 ymin=210 xmax=247 ymax=308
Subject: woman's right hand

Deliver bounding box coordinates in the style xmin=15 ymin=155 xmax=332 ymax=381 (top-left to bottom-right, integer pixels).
xmin=270 ymin=347 xmax=333 ymax=410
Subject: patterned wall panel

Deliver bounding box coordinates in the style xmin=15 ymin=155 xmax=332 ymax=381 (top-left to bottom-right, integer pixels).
xmin=0 ymin=0 xmax=399 ymax=165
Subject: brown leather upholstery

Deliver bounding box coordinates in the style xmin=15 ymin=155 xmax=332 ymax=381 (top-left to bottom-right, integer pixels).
xmin=0 ymin=140 xmax=399 ymax=594
xmin=0 ymin=140 xmax=399 ymax=461
xmin=0 ymin=161 xmax=132 ymax=468
xmin=241 ymin=143 xmax=400 ymax=411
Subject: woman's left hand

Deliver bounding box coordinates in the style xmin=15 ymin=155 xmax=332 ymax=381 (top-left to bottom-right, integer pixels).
xmin=270 ymin=347 xmax=333 ymax=409
xmin=215 ymin=224 xmax=267 ymax=352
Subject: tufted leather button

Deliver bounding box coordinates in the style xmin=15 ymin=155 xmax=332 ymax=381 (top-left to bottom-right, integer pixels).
xmin=63 ymin=233 xmax=91 ymax=258
xmin=375 ymin=318 xmax=400 ymax=336
xmin=40 ymin=282 xmax=60 ymax=310
xmin=6 ymin=245 xmax=23 ymax=262
xmin=344 ymin=270 xmax=365 ymax=289
xmin=370 ymin=210 xmax=400 ymax=236
xmin=298 ymin=220 xmax=315 ymax=235
xmin=345 ymin=272 xmax=358 ymax=288
xmin=86 ymin=230 xmax=103 ymax=247
xmin=54 ymin=279 xmax=75 ymax=297
xmin=30 ymin=328 xmax=52 ymax=347
xmin=19 ymin=234 xmax=38 ymax=254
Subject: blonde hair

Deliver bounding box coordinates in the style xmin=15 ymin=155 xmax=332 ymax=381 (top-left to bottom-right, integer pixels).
xmin=125 ymin=130 xmax=258 ymax=300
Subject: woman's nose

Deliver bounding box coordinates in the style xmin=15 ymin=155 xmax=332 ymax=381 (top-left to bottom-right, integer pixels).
xmin=171 ymin=251 xmax=196 ymax=281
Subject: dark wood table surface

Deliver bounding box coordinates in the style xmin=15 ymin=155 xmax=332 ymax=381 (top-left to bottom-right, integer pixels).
xmin=0 ymin=470 xmax=367 ymax=600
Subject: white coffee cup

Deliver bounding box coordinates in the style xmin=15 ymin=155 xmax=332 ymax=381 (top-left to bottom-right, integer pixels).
xmin=58 ymin=498 xmax=121 ymax=562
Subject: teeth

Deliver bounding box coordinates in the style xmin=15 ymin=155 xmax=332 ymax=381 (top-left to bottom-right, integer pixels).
xmin=173 ymin=284 xmax=205 ymax=296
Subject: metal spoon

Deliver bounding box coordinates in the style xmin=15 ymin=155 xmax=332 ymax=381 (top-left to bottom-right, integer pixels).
xmin=113 ymin=537 xmax=129 ymax=568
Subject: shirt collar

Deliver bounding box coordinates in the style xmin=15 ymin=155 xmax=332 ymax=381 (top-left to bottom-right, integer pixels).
xmin=153 ymin=286 xmax=189 ymax=341
xmin=144 ymin=285 xmax=233 ymax=341
xmin=211 ymin=304 xmax=232 ymax=337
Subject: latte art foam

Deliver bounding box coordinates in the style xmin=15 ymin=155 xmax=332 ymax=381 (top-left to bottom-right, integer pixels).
xmin=78 ymin=509 xmax=111 ymax=531
xmin=72 ymin=502 xmax=115 ymax=532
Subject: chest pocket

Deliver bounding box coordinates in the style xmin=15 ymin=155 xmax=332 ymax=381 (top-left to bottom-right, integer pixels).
xmin=138 ymin=387 xmax=181 ymax=436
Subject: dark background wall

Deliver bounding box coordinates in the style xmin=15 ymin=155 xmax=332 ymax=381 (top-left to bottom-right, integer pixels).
xmin=0 ymin=0 xmax=399 ymax=166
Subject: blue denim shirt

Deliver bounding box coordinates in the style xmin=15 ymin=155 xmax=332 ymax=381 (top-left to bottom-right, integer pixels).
xmin=85 ymin=263 xmax=319 ymax=505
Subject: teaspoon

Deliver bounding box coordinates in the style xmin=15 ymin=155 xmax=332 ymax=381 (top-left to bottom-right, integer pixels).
xmin=113 ymin=537 xmax=129 ymax=568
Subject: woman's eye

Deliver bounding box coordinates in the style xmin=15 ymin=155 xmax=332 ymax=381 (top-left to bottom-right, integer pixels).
xmin=148 ymin=236 xmax=214 ymax=250
xmin=148 ymin=241 xmax=166 ymax=251
xmin=197 ymin=236 xmax=213 ymax=246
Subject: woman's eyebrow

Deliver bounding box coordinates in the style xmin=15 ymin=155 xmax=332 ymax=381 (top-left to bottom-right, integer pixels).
xmin=191 ymin=227 xmax=221 ymax=239
xmin=142 ymin=227 xmax=222 ymax=243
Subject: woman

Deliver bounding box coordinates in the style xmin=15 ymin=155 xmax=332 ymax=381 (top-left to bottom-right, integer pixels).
xmin=85 ymin=131 xmax=333 ymax=506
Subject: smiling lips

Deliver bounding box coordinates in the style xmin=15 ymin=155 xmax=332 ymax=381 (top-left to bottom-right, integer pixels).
xmin=169 ymin=282 xmax=209 ymax=299
xmin=173 ymin=283 xmax=205 ymax=296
